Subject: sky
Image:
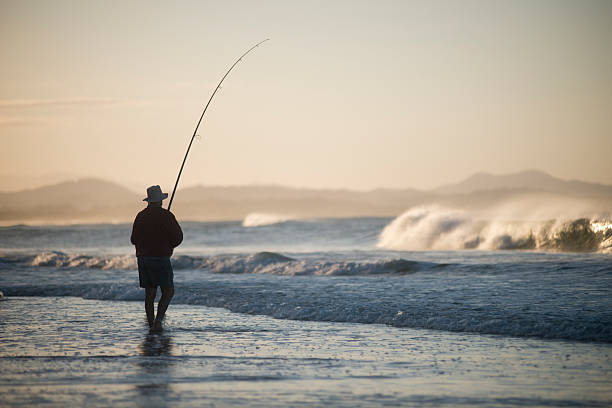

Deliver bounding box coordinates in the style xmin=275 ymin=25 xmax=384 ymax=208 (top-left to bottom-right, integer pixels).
xmin=1 ymin=0 xmax=611 ymax=192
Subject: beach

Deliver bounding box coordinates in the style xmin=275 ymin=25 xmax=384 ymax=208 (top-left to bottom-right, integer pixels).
xmin=1 ymin=296 xmax=611 ymax=407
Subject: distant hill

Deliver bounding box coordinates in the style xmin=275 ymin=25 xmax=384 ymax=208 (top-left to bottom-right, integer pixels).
xmin=434 ymin=170 xmax=612 ymax=198
xmin=0 ymin=178 xmax=141 ymax=223
xmin=0 ymin=178 xmax=138 ymax=209
xmin=0 ymin=173 xmax=80 ymax=192
xmin=0 ymin=178 xmax=430 ymax=224
xmin=0 ymin=171 xmax=610 ymax=224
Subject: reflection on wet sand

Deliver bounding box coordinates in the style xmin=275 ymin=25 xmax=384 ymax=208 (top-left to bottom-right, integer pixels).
xmin=140 ymin=332 xmax=173 ymax=357
xmin=135 ymin=332 xmax=175 ymax=406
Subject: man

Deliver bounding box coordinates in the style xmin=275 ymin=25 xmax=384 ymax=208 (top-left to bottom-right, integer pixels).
xmin=131 ymin=185 xmax=183 ymax=332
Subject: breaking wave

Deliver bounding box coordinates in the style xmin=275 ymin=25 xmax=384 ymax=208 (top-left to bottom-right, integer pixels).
xmin=14 ymin=250 xmax=436 ymax=276
xmin=195 ymin=252 xmax=430 ymax=275
xmin=242 ymin=213 xmax=295 ymax=227
xmin=377 ymin=206 xmax=612 ymax=252
xmin=29 ymin=251 xmax=136 ymax=269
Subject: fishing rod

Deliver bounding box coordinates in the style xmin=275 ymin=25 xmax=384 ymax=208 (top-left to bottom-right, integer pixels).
xmin=167 ymin=38 xmax=270 ymax=211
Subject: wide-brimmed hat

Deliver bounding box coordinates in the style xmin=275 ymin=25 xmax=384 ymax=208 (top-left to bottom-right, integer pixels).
xmin=143 ymin=185 xmax=168 ymax=202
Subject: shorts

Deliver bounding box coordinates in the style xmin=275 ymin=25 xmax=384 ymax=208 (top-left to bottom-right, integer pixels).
xmin=137 ymin=256 xmax=174 ymax=288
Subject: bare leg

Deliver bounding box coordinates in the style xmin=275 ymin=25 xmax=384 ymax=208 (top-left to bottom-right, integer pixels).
xmin=153 ymin=286 xmax=174 ymax=330
xmin=145 ymin=287 xmax=157 ymax=328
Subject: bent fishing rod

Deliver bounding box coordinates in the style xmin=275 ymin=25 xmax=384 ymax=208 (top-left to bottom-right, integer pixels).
xmin=167 ymin=38 xmax=269 ymax=211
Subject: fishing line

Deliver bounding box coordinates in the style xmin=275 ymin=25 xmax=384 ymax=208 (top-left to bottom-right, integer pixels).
xmin=167 ymin=38 xmax=269 ymax=211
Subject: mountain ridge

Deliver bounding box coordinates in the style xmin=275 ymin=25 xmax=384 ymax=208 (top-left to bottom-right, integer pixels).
xmin=0 ymin=171 xmax=610 ymax=224
xmin=3 ymin=169 xmax=611 ymax=196
xmin=434 ymin=170 xmax=612 ymax=197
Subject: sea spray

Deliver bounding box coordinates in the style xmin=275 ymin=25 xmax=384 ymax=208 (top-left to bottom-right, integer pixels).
xmin=377 ymin=206 xmax=612 ymax=252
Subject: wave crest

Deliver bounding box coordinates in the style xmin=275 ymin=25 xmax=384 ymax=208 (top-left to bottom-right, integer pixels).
xmin=31 ymin=251 xmax=136 ymax=269
xmin=201 ymin=253 xmax=426 ymax=276
xmin=19 ymin=250 xmax=434 ymax=276
xmin=242 ymin=213 xmax=294 ymax=227
xmin=377 ymin=206 xmax=612 ymax=252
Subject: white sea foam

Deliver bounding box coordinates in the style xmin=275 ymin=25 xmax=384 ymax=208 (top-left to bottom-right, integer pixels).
xmin=200 ymin=253 xmax=424 ymax=276
xmin=242 ymin=213 xmax=295 ymax=227
xmin=31 ymin=251 xmax=136 ymax=269
xmin=377 ymin=206 xmax=612 ymax=252
xmin=25 ymin=250 xmax=428 ymax=276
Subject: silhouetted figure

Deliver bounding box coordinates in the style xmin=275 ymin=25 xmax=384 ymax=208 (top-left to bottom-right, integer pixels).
xmin=131 ymin=185 xmax=183 ymax=332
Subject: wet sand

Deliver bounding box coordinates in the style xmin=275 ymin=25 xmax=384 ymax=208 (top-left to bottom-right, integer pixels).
xmin=1 ymin=296 xmax=611 ymax=407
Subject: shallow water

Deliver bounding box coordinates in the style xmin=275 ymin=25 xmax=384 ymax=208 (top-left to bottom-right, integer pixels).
xmin=1 ymin=297 xmax=611 ymax=407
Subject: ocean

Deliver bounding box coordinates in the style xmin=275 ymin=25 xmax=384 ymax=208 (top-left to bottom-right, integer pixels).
xmin=1 ymin=211 xmax=611 ymax=407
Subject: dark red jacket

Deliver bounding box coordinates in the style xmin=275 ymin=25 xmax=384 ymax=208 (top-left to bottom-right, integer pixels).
xmin=130 ymin=206 xmax=183 ymax=257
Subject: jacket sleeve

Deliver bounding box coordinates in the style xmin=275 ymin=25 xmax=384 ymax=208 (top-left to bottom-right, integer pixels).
xmin=130 ymin=214 xmax=139 ymax=245
xmin=167 ymin=212 xmax=183 ymax=248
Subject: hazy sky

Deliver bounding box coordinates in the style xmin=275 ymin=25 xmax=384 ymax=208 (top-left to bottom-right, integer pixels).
xmin=1 ymin=0 xmax=611 ymax=192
